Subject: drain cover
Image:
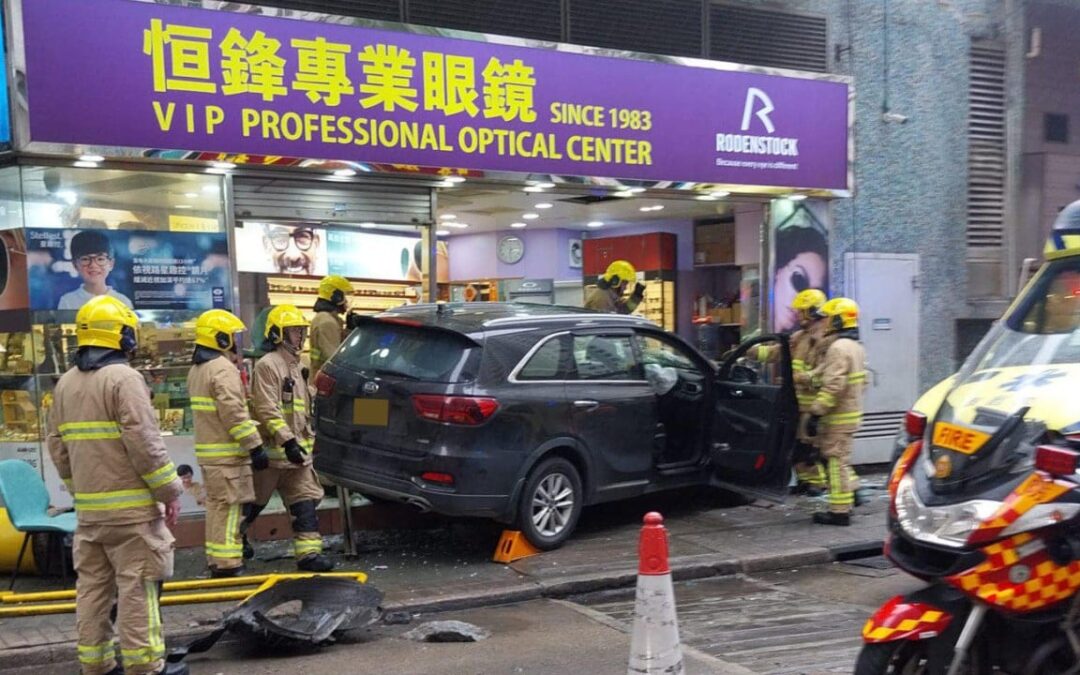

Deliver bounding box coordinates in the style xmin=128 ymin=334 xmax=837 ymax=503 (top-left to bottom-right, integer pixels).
xmin=846 ymin=555 xmax=893 ymax=570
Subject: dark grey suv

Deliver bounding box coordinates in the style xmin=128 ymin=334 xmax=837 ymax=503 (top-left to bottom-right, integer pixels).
xmin=313 ymin=303 xmax=798 ymax=549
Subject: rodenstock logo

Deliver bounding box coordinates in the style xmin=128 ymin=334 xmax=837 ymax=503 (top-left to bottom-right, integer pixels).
xmin=715 ymin=87 xmax=799 ymax=158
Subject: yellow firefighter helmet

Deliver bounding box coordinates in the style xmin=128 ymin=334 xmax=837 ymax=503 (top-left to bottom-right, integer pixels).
xmin=318 ymin=275 xmax=353 ymax=306
xmin=194 ymin=309 xmax=247 ymax=352
xmin=75 ymin=295 xmax=139 ymax=351
xmin=265 ymin=304 xmax=310 ymax=344
xmin=602 ymin=260 xmax=637 ymax=286
xmin=791 ymin=288 xmax=827 ymax=321
xmin=819 ymin=297 xmax=860 ymax=332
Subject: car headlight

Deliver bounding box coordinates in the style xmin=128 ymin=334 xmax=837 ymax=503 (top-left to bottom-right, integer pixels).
xmin=894 ymin=474 xmax=1001 ymax=548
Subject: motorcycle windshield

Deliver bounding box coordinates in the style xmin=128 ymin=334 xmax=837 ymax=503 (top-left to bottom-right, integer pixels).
xmin=930 ymin=257 xmax=1080 ymax=487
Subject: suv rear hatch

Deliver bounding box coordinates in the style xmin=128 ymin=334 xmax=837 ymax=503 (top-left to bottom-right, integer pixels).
xmin=313 ymin=317 xmax=484 ymax=459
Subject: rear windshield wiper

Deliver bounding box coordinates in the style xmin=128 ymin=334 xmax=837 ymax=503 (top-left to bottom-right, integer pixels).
xmin=363 ymin=368 xmax=420 ymax=381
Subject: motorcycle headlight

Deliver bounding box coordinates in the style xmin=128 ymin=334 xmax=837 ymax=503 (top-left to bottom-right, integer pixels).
xmin=894 ymin=474 xmax=1001 ymax=548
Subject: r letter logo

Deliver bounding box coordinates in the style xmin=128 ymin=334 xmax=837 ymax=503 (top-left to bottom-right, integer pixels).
xmin=741 ymin=87 xmax=775 ymax=134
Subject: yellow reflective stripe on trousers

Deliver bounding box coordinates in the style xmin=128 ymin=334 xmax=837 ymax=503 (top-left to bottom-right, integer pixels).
xmin=229 ymin=420 xmax=259 ymax=441
xmin=122 ymin=581 xmax=165 ymax=667
xmin=208 ymin=504 xmax=243 ymax=559
xmin=141 ymin=462 xmax=178 ymax=490
xmin=77 ymin=641 xmax=116 ymax=665
xmin=827 ymin=458 xmax=854 ymax=508
xmin=195 ymin=443 xmax=248 ymax=459
xmin=59 ymin=420 xmax=121 ymax=441
xmin=75 ymin=488 xmax=155 ymax=511
xmin=823 ymin=411 xmax=863 ymax=426
xmin=190 ymin=396 xmax=217 ymax=412
xmin=294 ymin=539 xmax=323 ymax=557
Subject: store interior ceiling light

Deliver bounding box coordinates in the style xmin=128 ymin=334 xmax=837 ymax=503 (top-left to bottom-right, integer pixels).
xmin=613 ymin=190 xmax=635 ymax=198
xmin=788 ymin=194 xmax=808 ymax=201
xmin=439 ymin=214 xmax=457 ymax=220
xmin=184 ymin=192 xmax=198 ymax=198
xmin=175 ymin=204 xmax=193 ymax=209
xmin=510 ymin=222 xmax=527 ymax=229
xmin=628 ymin=187 xmax=646 ymax=193
xmin=532 ymin=181 xmax=556 ymax=189
xmin=695 ymin=195 xmax=718 ymax=201
xmin=436 ymin=229 xmax=450 ymax=236
xmin=333 ymin=168 xmax=357 ymax=177
xmin=202 ymin=184 xmax=218 ymax=193
xmin=587 ymin=221 xmax=604 ymax=228
xmin=73 ymin=161 xmax=99 ymax=168
xmin=443 ymin=176 xmax=467 ymax=184
xmin=639 ymin=205 xmax=664 ymax=212
xmin=523 ymin=212 xmax=539 ymax=220
xmin=523 ymin=186 xmax=545 ymax=193
xmin=56 ymin=190 xmax=78 ymax=205
xmin=444 ymin=222 xmax=470 ymax=229
xmin=710 ymin=191 xmax=731 ymax=198
xmin=211 ymin=161 xmax=236 ymax=170
xmin=534 ymin=202 xmax=553 ymax=209
xmin=79 ymin=154 xmax=105 ymax=163
xmin=358 ymin=222 xmax=377 ymax=228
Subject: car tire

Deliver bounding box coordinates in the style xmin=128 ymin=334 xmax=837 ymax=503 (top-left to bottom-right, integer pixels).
xmin=517 ymin=457 xmax=583 ymax=551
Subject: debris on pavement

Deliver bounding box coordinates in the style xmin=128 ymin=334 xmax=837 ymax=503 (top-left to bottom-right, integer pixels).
xmin=402 ymin=620 xmax=491 ymax=643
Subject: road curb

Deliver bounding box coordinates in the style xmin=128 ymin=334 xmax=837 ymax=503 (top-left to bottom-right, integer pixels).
xmin=0 ymin=538 xmax=883 ymax=670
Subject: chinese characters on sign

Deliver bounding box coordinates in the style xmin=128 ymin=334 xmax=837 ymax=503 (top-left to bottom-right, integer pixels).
xmin=25 ymin=0 xmax=850 ymax=188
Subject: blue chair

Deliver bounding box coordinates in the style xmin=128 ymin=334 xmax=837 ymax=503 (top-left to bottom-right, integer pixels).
xmin=0 ymin=460 xmax=78 ymax=591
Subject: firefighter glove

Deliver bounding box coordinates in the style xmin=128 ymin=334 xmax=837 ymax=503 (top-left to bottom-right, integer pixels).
xmin=346 ymin=311 xmax=363 ymax=330
xmin=283 ymin=438 xmax=307 ymax=465
xmin=249 ymin=445 xmax=270 ymax=471
xmin=632 ymin=282 xmax=647 ymax=299
xmin=806 ymin=415 xmax=821 ymax=438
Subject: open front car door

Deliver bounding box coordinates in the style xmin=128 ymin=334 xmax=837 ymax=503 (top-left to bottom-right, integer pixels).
xmin=709 ymin=334 xmax=798 ymax=500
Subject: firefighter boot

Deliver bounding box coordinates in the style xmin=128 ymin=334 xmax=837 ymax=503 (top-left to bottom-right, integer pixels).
xmin=209 ymin=564 xmax=246 ymax=579
xmin=289 ymin=500 xmax=334 ymax=572
xmin=152 ymin=662 xmax=190 ymax=675
xmin=812 ymin=511 xmax=851 ymax=527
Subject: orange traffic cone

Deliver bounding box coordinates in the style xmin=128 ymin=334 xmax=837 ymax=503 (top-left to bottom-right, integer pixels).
xmin=627 ymin=512 xmax=684 ymax=675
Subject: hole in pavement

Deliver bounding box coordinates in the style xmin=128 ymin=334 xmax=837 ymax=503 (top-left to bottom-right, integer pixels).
xmin=832 ymin=543 xmax=884 ymax=562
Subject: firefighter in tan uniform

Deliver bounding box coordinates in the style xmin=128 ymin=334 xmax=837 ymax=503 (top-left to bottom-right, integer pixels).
xmin=584 ymin=260 xmax=646 ymax=314
xmin=187 ymin=310 xmax=269 ymax=577
xmin=805 ymin=298 xmax=867 ymax=526
xmin=308 ymin=275 xmax=351 ymax=387
xmin=755 ymin=289 xmax=829 ymax=494
xmin=241 ymin=304 xmax=333 ymax=572
xmin=46 ymin=296 xmax=186 ymax=675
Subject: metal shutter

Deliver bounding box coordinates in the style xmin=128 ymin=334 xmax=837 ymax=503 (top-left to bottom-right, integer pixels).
xmin=709 ymin=4 xmax=827 ymax=72
xmin=967 ymin=44 xmax=1006 ymax=249
xmin=568 ymin=0 xmax=703 ymax=58
xmin=232 ymin=177 xmax=432 ymax=225
xmin=246 ymin=0 xmax=402 ymax=21
xmin=409 ymin=0 xmax=562 ymax=42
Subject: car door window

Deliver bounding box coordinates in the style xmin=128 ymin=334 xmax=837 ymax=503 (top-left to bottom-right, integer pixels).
xmin=572 ymin=335 xmax=642 ymax=381
xmin=516 ymin=334 xmax=571 ymax=381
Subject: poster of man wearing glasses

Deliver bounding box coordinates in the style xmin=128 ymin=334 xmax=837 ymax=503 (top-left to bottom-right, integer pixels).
xmin=26 ymin=225 xmax=232 ymax=312
xmin=234 ymin=222 xmax=329 ymax=276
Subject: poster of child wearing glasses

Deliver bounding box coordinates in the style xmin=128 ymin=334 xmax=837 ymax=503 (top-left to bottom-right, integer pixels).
xmin=234 ymin=222 xmax=328 ymax=276
xmin=26 ymin=226 xmax=232 ymax=312
xmin=769 ymin=199 xmax=830 ymax=334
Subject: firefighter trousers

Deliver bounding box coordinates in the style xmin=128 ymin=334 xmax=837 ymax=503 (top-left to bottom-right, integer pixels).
xmin=251 ymin=465 xmax=325 ymax=560
xmin=821 ymin=427 xmax=858 ymax=514
xmin=202 ymin=464 xmax=255 ymax=570
xmin=74 ymin=519 xmax=174 ymax=675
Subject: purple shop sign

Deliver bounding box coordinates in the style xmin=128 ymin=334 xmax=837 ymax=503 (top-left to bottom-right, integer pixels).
xmin=20 ymin=0 xmax=849 ymax=190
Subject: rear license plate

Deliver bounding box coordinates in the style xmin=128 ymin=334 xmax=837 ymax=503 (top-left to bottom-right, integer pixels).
xmin=932 ymin=422 xmax=989 ymax=455
xmin=353 ymin=399 xmax=389 ymax=426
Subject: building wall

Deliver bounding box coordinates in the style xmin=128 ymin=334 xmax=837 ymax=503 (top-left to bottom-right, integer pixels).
xmin=446 ymin=228 xmax=581 ymax=282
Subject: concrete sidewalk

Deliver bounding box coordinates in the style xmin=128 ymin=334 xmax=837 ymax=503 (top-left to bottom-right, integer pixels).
xmin=0 ymin=483 xmax=888 ymax=669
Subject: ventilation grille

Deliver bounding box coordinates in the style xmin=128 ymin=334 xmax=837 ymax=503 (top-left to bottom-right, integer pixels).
xmin=854 ymin=411 xmax=906 ymax=441
xmin=233 ymin=178 xmax=431 ymax=225
xmin=243 ymin=0 xmax=402 ymax=21
xmin=410 ymin=0 xmax=561 ymax=42
xmin=967 ymin=44 xmax=1006 ymax=249
xmin=569 ymin=0 xmax=703 ymax=57
xmin=709 ymin=5 xmax=828 ymax=72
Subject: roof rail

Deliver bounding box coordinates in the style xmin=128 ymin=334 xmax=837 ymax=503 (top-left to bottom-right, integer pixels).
xmin=482 ymin=313 xmax=653 ymax=328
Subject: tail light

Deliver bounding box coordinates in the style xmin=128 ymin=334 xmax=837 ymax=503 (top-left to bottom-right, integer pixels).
xmin=411 ymin=395 xmax=499 ymax=425
xmin=420 ymin=471 xmax=455 ymax=486
xmin=905 ymin=411 xmax=927 ymax=439
xmin=889 ymin=440 xmax=923 ymax=514
xmin=313 ymin=370 xmax=337 ymax=398
xmin=1036 ymin=445 xmax=1080 ymax=476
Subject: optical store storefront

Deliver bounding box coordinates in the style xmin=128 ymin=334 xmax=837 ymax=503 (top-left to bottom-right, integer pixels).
xmin=0 ymin=0 xmax=850 ymax=517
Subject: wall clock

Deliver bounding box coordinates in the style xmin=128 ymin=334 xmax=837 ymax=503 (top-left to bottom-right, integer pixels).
xmin=497 ymin=235 xmax=525 ymax=264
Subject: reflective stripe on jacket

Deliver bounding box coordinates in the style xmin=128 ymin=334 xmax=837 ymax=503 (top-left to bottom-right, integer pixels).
xmin=252 ymin=349 xmax=314 ymax=468
xmin=309 ymin=311 xmax=344 ymax=385
xmin=46 ymin=363 xmax=182 ymax=525
xmin=807 ymin=336 xmax=867 ymax=430
xmin=756 ymin=329 xmax=817 ymax=412
xmin=584 ymin=286 xmax=640 ymax=315
xmin=187 ymin=355 xmax=262 ymax=467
